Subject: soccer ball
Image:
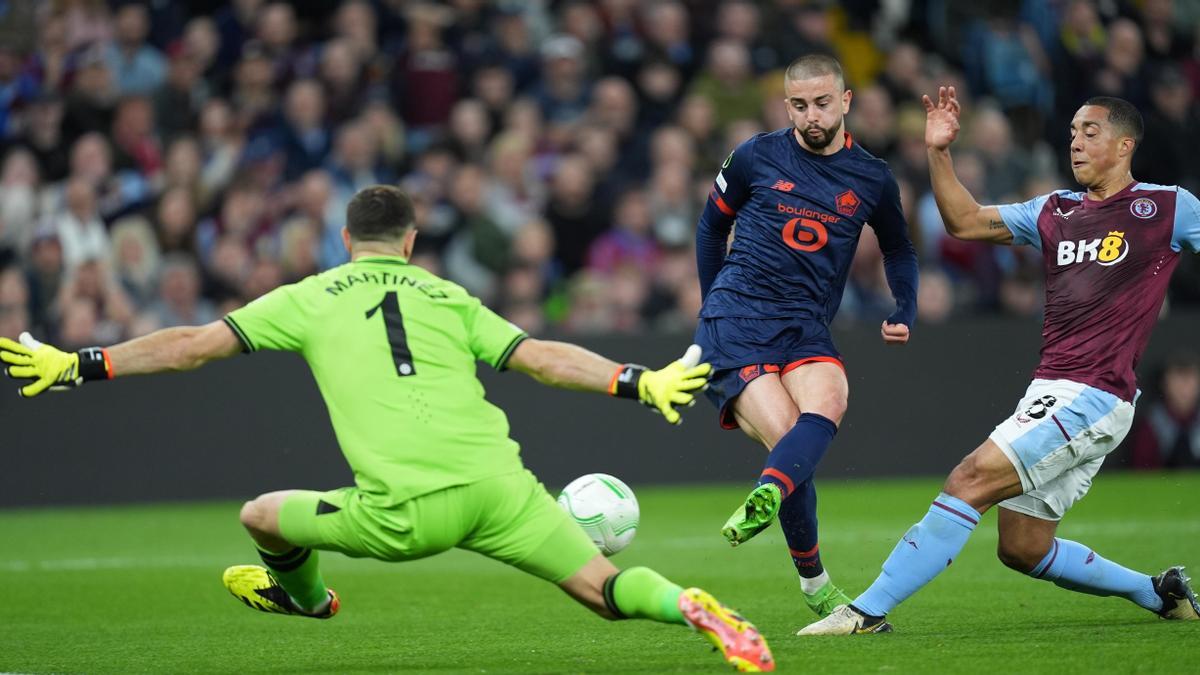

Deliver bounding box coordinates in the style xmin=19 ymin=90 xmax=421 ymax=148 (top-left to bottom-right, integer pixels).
xmin=556 ymin=473 xmax=640 ymax=556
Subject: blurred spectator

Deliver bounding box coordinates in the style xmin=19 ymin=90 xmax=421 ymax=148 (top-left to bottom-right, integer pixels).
xmin=558 ymin=1 xmax=606 ymax=76
xmin=275 ymin=216 xmax=320 ymax=283
xmin=916 ymin=266 xmax=954 ymax=324
xmin=961 ymin=10 xmax=1053 ymax=145
xmin=532 ymin=34 xmax=591 ymax=125
xmin=254 ymin=3 xmax=303 ymax=86
xmin=486 ymin=132 xmax=545 ymax=233
xmin=1128 ymin=351 xmax=1200 ymax=469
xmin=54 ymin=257 xmax=135 ymax=344
xmin=0 ymin=43 xmax=38 ymax=139
xmin=689 ymin=39 xmax=763 ymax=133
xmin=0 ymin=148 xmax=42 ymax=253
xmin=1092 ymin=18 xmax=1150 ymax=109
xmin=488 ymin=6 xmax=540 ymax=92
xmin=214 ymin=0 xmax=263 ymax=71
xmin=63 ymin=46 xmax=118 ymax=140
xmin=108 ymin=215 xmax=161 ymax=307
xmin=1134 ymin=67 xmax=1200 ymax=194
xmin=203 ymin=234 xmax=253 ymax=307
xmin=968 ymin=106 xmax=1032 ymax=203
xmin=472 ymin=65 xmax=517 ymax=133
xmin=157 ymin=185 xmax=199 ymax=255
xmin=278 ymin=79 xmax=331 ymax=180
xmin=647 ymin=162 xmax=694 ymax=248
xmin=153 ymin=39 xmax=211 ymax=139
xmin=544 ymin=154 xmax=608 ymax=277
xmin=230 ymin=41 xmax=278 ymax=132
xmin=849 ymin=85 xmax=897 ymax=159
xmin=145 ymin=253 xmax=216 ymax=328
xmin=52 ymin=177 xmax=109 ymax=271
xmin=162 ymin=135 xmax=211 ymax=212
xmin=443 ymin=163 xmax=509 ymax=302
xmin=197 ymin=98 xmax=243 ymax=198
xmin=111 ymin=96 xmax=163 ymax=179
xmin=446 ymin=98 xmax=493 ymax=163
xmin=0 ymin=265 xmax=30 ymax=338
xmin=332 ymin=1 xmax=380 ymax=71
xmin=1138 ymin=0 xmax=1189 ymax=67
xmin=877 ymin=41 xmax=928 ymax=107
xmin=716 ymin=0 xmax=779 ymax=74
xmin=181 ymin=18 xmax=220 ymax=91
xmin=586 ymin=76 xmax=644 ymax=176
xmin=26 ymin=13 xmax=73 ymax=94
xmin=318 ymin=38 xmax=367 ymax=126
xmin=324 ymin=121 xmax=394 ymax=207
xmin=54 ymin=0 xmax=112 ymax=53
xmin=635 ymin=59 xmax=685 ymax=131
xmin=103 ymin=3 xmax=167 ymax=96
xmin=15 ymin=94 xmax=70 ymax=183
xmin=640 ymin=1 xmax=696 ymax=79
xmin=391 ymin=3 xmax=459 ymax=146
xmin=1051 ymin=0 xmax=1107 ymax=131
xmin=586 ymin=188 xmax=662 ymax=275
xmin=359 ymin=99 xmax=406 ymax=171
xmin=23 ymin=229 xmax=64 ymax=334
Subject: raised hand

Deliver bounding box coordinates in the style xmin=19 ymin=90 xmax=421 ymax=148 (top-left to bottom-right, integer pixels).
xmin=922 ymin=86 xmax=961 ymax=151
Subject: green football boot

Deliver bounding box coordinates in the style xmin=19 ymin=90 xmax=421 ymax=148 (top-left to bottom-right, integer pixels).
xmin=722 ymin=483 xmax=783 ymax=546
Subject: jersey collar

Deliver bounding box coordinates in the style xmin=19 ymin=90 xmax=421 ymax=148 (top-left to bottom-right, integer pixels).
xmin=355 ymin=255 xmax=410 ymax=265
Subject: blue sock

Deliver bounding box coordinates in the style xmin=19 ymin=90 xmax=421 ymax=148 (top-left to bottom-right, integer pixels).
xmin=1028 ymin=538 xmax=1162 ymax=612
xmin=853 ymin=493 xmax=980 ymax=617
xmin=779 ymin=479 xmax=824 ymax=580
xmin=757 ymin=413 xmax=836 ymax=499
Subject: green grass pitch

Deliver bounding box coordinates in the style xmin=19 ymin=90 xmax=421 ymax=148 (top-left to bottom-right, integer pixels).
xmin=2 ymin=472 xmax=1197 ymax=673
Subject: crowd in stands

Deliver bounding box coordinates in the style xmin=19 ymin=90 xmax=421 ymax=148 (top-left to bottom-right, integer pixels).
xmin=1 ymin=0 xmax=1199 ymax=347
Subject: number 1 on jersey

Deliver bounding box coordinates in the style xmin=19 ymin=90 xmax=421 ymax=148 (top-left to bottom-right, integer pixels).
xmin=366 ymin=291 xmax=416 ymax=376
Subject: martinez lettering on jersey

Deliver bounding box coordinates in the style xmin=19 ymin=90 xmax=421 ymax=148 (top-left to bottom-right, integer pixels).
xmin=324 ymin=271 xmax=449 ymax=299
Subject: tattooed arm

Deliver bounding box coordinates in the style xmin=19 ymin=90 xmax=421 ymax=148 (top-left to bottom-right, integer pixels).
xmin=923 ymin=85 xmax=1016 ymax=245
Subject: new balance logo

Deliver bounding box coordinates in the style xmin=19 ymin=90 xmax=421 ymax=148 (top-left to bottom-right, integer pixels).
xmin=771 ymin=180 xmax=795 ymax=192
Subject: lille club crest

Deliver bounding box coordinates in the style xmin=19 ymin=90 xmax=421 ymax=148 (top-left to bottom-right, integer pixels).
xmin=835 ymin=189 xmax=861 ymax=217
xmin=1130 ymin=197 xmax=1157 ymax=219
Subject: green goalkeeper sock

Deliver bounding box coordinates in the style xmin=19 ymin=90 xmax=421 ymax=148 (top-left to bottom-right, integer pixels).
xmin=257 ymin=546 xmax=329 ymax=612
xmin=603 ymin=566 xmax=686 ymax=625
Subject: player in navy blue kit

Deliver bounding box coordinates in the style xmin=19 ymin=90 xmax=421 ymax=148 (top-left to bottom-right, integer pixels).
xmin=693 ymin=55 xmax=919 ymax=618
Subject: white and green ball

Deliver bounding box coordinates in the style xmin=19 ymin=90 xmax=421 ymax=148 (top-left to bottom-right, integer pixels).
xmin=556 ymin=473 xmax=640 ymax=556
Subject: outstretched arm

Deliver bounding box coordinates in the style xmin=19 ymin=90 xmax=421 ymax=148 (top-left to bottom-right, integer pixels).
xmin=923 ymin=86 xmax=1012 ymax=244
xmin=107 ymin=321 xmax=243 ymax=375
xmin=1 ymin=321 xmax=241 ymax=397
xmin=506 ymin=338 xmax=711 ymax=425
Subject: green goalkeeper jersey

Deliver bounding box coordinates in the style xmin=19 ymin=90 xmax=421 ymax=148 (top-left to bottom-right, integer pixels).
xmin=224 ymin=256 xmax=529 ymax=505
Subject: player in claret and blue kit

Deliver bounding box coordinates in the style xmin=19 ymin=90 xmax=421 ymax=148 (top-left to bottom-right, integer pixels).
xmin=694 ymin=54 xmax=919 ymax=618
xmin=800 ymin=90 xmax=1200 ymax=635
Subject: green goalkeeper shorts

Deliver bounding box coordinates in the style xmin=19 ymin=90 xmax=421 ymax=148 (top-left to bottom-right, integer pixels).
xmin=276 ymin=469 xmax=599 ymax=583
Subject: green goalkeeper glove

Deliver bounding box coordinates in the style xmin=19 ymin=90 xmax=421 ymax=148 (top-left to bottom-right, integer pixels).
xmin=0 ymin=332 xmax=113 ymax=398
xmin=609 ymin=344 xmax=712 ymax=425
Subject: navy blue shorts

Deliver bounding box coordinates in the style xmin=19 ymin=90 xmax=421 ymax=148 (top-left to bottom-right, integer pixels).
xmin=693 ymin=316 xmax=844 ymax=430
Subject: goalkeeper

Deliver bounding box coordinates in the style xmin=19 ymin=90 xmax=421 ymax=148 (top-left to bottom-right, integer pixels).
xmin=1 ymin=185 xmax=774 ymax=672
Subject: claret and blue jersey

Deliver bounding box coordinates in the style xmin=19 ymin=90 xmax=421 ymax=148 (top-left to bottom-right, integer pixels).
xmin=997 ymin=181 xmax=1200 ymax=402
